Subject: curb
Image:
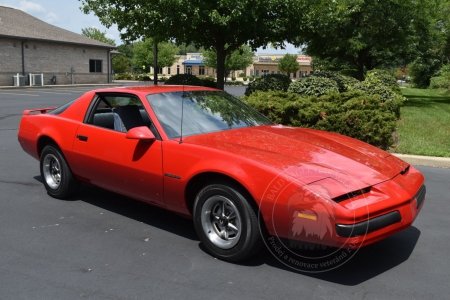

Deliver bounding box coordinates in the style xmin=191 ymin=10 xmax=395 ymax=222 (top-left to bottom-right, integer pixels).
xmin=393 ymin=154 xmax=450 ymax=168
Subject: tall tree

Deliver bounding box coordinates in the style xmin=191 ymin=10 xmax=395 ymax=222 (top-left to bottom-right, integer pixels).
xmin=277 ymin=54 xmax=300 ymax=77
xmin=178 ymin=43 xmax=203 ymax=55
xmin=112 ymin=54 xmax=130 ymax=73
xmin=408 ymin=0 xmax=447 ymax=87
xmin=81 ymin=27 xmax=116 ymax=46
xmin=80 ymin=0 xmax=306 ymax=89
xmin=132 ymin=39 xmax=179 ymax=73
xmin=297 ymin=0 xmax=420 ymax=80
xmin=117 ymin=44 xmax=134 ymax=59
xmin=203 ymin=45 xmax=254 ymax=80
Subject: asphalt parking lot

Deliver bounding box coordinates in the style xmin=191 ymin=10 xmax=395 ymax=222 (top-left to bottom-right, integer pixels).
xmin=1 ymin=85 xmax=449 ymax=300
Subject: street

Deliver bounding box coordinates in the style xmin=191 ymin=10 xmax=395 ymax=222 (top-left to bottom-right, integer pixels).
xmin=0 ymin=85 xmax=449 ymax=300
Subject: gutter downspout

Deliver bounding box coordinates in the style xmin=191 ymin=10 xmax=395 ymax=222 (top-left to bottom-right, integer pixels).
xmin=108 ymin=49 xmax=112 ymax=83
xmin=21 ymin=40 xmax=28 ymax=75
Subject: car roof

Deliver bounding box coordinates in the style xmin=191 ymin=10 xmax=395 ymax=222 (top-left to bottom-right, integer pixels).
xmin=92 ymin=85 xmax=219 ymax=97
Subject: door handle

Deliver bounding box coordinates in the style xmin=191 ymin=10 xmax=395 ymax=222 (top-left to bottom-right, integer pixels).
xmin=76 ymin=135 xmax=88 ymax=142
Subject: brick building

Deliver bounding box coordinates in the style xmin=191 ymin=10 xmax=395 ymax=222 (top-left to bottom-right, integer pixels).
xmin=154 ymin=53 xmax=216 ymax=77
xmin=156 ymin=53 xmax=312 ymax=79
xmin=0 ymin=5 xmax=116 ymax=86
xmin=250 ymin=54 xmax=313 ymax=79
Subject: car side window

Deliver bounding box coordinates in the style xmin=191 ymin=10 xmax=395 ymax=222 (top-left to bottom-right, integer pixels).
xmin=87 ymin=94 xmax=160 ymax=139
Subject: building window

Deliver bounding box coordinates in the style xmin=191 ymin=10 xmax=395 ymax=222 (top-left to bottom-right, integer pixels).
xmin=293 ymin=72 xmax=297 ymax=78
xmin=177 ymin=65 xmax=180 ymax=74
xmin=255 ymin=70 xmax=259 ymax=76
xmin=277 ymin=70 xmax=280 ymax=74
xmin=89 ymin=60 xmax=102 ymax=73
xmin=271 ymin=71 xmax=275 ymax=75
xmin=168 ymin=67 xmax=171 ymax=75
xmin=250 ymin=69 xmax=254 ymax=76
xmin=158 ymin=67 xmax=163 ymax=74
xmin=199 ymin=66 xmax=205 ymax=75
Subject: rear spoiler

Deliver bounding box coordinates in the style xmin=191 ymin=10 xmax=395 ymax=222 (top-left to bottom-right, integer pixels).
xmin=23 ymin=107 xmax=58 ymax=115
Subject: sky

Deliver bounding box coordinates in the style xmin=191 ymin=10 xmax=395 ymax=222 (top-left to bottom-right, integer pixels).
xmin=0 ymin=0 xmax=302 ymax=54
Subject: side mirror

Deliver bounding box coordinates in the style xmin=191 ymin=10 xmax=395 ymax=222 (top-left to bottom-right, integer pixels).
xmin=126 ymin=126 xmax=155 ymax=141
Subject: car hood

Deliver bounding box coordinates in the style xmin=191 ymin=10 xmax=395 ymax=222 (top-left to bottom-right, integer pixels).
xmin=183 ymin=125 xmax=409 ymax=191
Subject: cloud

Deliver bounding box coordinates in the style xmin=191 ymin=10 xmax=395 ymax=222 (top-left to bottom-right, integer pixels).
xmin=19 ymin=1 xmax=45 ymax=13
xmin=45 ymin=12 xmax=58 ymax=23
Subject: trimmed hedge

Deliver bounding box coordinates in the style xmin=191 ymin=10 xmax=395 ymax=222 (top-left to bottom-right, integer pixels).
xmin=349 ymin=79 xmax=405 ymax=119
xmin=114 ymin=73 xmax=133 ymax=80
xmin=225 ymin=81 xmax=244 ymax=86
xmin=242 ymin=91 xmax=397 ymax=149
xmin=429 ymin=76 xmax=450 ymax=91
xmin=197 ymin=76 xmax=217 ymax=88
xmin=164 ymin=74 xmax=203 ymax=86
xmin=288 ymin=76 xmax=339 ymax=97
xmin=244 ymin=74 xmax=292 ymax=96
xmin=365 ymin=70 xmax=402 ymax=94
xmin=309 ymin=71 xmax=359 ymax=93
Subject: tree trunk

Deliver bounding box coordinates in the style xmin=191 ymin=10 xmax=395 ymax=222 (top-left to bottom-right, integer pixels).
xmin=153 ymin=42 xmax=158 ymax=85
xmin=215 ymin=46 xmax=226 ymax=90
xmin=357 ymin=65 xmax=364 ymax=81
xmin=357 ymin=53 xmax=364 ymax=81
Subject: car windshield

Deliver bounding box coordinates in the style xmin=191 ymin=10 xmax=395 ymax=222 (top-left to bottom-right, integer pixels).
xmin=147 ymin=91 xmax=272 ymax=139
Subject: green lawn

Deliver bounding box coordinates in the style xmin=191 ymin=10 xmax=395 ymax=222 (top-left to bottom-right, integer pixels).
xmin=390 ymin=88 xmax=450 ymax=157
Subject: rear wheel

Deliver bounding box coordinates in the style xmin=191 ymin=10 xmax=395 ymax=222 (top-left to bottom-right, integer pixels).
xmin=193 ymin=182 xmax=262 ymax=262
xmin=40 ymin=144 xmax=80 ymax=199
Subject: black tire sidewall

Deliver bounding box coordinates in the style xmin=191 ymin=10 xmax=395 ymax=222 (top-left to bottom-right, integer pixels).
xmin=40 ymin=145 xmax=78 ymax=199
xmin=193 ymin=183 xmax=259 ymax=261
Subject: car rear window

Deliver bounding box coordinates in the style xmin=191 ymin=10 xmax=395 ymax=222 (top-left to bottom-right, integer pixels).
xmin=48 ymin=100 xmax=76 ymax=115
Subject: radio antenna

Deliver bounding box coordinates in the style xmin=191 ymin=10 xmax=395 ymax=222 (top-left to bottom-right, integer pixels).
xmin=179 ymin=85 xmax=185 ymax=144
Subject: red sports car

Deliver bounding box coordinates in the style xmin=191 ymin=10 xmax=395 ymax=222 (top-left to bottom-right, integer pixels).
xmin=18 ymin=86 xmax=425 ymax=262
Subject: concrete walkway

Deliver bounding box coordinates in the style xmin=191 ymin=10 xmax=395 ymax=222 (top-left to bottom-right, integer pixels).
xmin=393 ymin=154 xmax=450 ymax=168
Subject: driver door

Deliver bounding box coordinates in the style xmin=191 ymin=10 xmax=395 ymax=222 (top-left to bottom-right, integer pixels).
xmin=71 ymin=93 xmax=164 ymax=205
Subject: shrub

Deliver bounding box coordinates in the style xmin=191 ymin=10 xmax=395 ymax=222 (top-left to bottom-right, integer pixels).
xmin=114 ymin=72 xmax=133 ymax=80
xmin=429 ymin=65 xmax=450 ymax=92
xmin=244 ymin=74 xmax=292 ymax=96
xmin=242 ymin=91 xmax=397 ymax=149
xmin=200 ymin=78 xmax=217 ymax=88
xmin=137 ymin=74 xmax=151 ymax=81
xmin=309 ymin=71 xmax=359 ymax=93
xmin=366 ymin=70 xmax=401 ymax=94
xmin=429 ymin=76 xmax=450 ymax=91
xmin=243 ymin=77 xmax=248 ymax=81
xmin=349 ymin=79 xmax=405 ymax=119
xmin=288 ymin=76 xmax=339 ymax=97
xmin=164 ymin=74 xmax=203 ymax=86
xmin=232 ymin=76 xmax=236 ymax=81
xmin=238 ymin=73 xmax=246 ymax=77
xmin=225 ymin=81 xmax=244 ymax=86
xmin=339 ymin=69 xmax=359 ymax=79
xmin=158 ymin=76 xmax=167 ymax=82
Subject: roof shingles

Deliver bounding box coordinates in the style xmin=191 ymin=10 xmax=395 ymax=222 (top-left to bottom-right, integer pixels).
xmin=0 ymin=5 xmax=115 ymax=48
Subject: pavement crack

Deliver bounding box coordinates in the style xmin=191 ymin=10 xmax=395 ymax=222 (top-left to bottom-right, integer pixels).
xmin=0 ymin=179 xmax=40 ymax=187
xmin=0 ymin=114 xmax=20 ymax=121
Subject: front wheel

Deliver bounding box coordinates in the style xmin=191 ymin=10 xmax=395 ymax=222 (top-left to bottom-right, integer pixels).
xmin=40 ymin=144 xmax=80 ymax=199
xmin=193 ymin=182 xmax=262 ymax=262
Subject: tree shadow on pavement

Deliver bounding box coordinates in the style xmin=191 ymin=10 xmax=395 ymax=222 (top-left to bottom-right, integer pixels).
xmin=72 ymin=183 xmax=199 ymax=241
xmin=238 ymin=226 xmax=420 ymax=286
xmin=35 ymin=177 xmax=420 ymax=286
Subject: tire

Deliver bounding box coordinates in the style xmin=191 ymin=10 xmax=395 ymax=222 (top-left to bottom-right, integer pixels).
xmin=40 ymin=144 xmax=80 ymax=199
xmin=193 ymin=181 xmax=263 ymax=262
